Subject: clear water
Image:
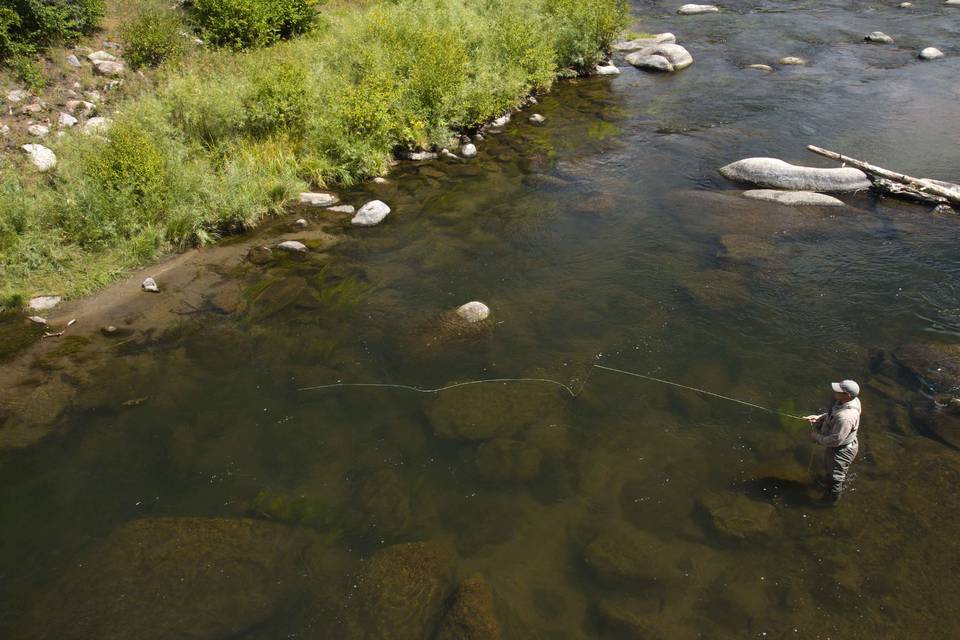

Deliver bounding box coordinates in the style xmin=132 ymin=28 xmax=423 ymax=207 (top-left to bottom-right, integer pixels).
xmin=3 ymin=1 xmax=960 ymax=637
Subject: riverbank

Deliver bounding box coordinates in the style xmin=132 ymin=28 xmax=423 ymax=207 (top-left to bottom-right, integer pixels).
xmin=0 ymin=0 xmax=627 ymax=309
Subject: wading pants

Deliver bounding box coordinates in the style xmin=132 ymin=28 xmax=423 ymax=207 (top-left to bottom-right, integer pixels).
xmin=823 ymin=437 xmax=859 ymax=499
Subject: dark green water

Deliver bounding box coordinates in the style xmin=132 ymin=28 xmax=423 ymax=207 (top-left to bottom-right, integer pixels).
xmin=3 ymin=1 xmax=960 ymax=637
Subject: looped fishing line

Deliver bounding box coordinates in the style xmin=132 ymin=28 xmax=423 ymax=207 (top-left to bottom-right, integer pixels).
xmin=297 ymin=362 xmax=807 ymax=421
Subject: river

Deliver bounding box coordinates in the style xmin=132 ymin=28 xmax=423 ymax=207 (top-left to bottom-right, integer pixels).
xmin=2 ymin=0 xmax=960 ymax=638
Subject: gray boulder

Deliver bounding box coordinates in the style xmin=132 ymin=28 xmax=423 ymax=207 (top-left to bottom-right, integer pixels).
xmin=626 ymin=43 xmax=694 ymax=72
xmin=326 ymin=204 xmax=356 ymax=214
xmin=65 ymin=99 xmax=96 ymax=115
xmin=276 ymin=240 xmax=308 ymax=253
xmin=66 ymin=54 xmax=82 ymax=67
xmin=87 ymin=50 xmax=117 ymax=63
xmin=21 ymin=144 xmax=57 ymax=171
xmin=83 ymin=117 xmax=112 ymax=135
xmin=743 ymin=189 xmax=845 ymax=207
xmin=94 ymin=60 xmax=125 ymax=76
xmin=27 ymin=124 xmax=49 ymax=138
xmin=678 ymin=3 xmax=719 ymax=14
xmin=456 ymin=301 xmax=490 ymax=323
xmin=7 ymin=88 xmax=30 ymax=103
xmin=298 ymin=191 xmax=339 ymax=207
xmin=779 ymin=56 xmax=806 ymax=65
xmin=719 ymin=157 xmax=871 ymax=192
xmin=612 ymin=33 xmax=675 ymax=51
xmin=27 ymin=295 xmax=62 ymax=311
xmin=584 ymin=524 xmax=679 ymax=585
xmin=865 ymin=31 xmax=895 ymax=44
xmin=698 ymin=492 xmax=775 ymax=540
xmin=352 ymin=200 xmax=391 ymax=226
xmin=919 ymin=47 xmax=945 ymax=60
xmin=460 ymin=143 xmax=477 ymax=158
xmin=59 ymin=112 xmax=78 ymax=127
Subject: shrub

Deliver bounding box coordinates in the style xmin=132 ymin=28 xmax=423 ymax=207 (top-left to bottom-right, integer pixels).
xmin=7 ymin=54 xmax=45 ymax=91
xmin=0 ymin=0 xmax=104 ymax=60
xmin=243 ymin=61 xmax=310 ymax=138
xmin=191 ymin=0 xmax=319 ymax=50
xmin=546 ymin=0 xmax=628 ymax=71
xmin=121 ymin=7 xmax=186 ymax=69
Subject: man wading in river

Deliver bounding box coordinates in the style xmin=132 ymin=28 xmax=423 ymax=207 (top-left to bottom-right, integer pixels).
xmin=804 ymin=380 xmax=861 ymax=506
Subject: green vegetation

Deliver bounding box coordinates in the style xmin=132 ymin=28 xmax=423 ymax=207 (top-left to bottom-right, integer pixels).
xmin=120 ymin=6 xmax=187 ymax=69
xmin=0 ymin=0 xmax=104 ymax=60
xmin=0 ymin=0 xmax=627 ymax=306
xmin=191 ymin=0 xmax=319 ymax=50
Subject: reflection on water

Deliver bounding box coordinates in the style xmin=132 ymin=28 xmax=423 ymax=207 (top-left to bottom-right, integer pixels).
xmin=3 ymin=0 xmax=960 ymax=638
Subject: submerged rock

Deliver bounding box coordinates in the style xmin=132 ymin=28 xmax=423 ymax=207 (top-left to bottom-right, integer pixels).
xmin=626 ymin=43 xmax=694 ymax=72
xmin=919 ymin=47 xmax=945 ymax=60
xmin=719 ymin=157 xmax=871 ymax=192
xmin=21 ymin=144 xmax=56 ymax=171
xmin=456 ymin=301 xmax=490 ymax=323
xmin=352 ymin=200 xmax=391 ymax=226
xmin=327 ymin=204 xmax=356 ymax=214
xmin=356 ymin=468 xmax=413 ymax=539
xmin=698 ymin=491 xmax=775 ymax=540
xmin=426 ymin=383 xmax=563 ymax=440
xmin=354 ymin=541 xmax=457 ymax=640
xmin=436 ymin=576 xmax=501 ymax=640
xmin=595 ymin=63 xmax=621 ymax=75
xmin=247 ymin=245 xmax=273 ymax=264
xmin=893 ymin=343 xmax=960 ymax=394
xmin=779 ymin=56 xmax=807 ymax=65
xmin=15 ymin=517 xmax=318 ymax=640
xmin=612 ymin=33 xmax=675 ymax=51
xmin=298 ymin=191 xmax=339 ymax=207
xmin=865 ymin=31 xmax=895 ymax=44
xmin=678 ymin=3 xmax=719 ymax=14
xmin=584 ymin=524 xmax=679 ymax=586
xmin=743 ymin=189 xmax=845 ymax=207
xmin=596 ymin=596 xmax=697 ymax=639
xmin=746 ymin=64 xmax=773 ymax=71
xmin=476 ymin=438 xmax=543 ymax=482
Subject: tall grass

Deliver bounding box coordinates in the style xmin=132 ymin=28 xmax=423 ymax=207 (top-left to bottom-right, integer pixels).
xmin=0 ymin=0 xmax=627 ymax=305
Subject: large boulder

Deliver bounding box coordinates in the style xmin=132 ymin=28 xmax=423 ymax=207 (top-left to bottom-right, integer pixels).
xmin=436 ymin=576 xmax=502 ymax=640
xmin=476 ymin=438 xmax=543 ymax=482
xmin=353 ymin=541 xmax=457 ymax=640
xmin=353 ymin=200 xmax=391 ymax=226
xmin=678 ymin=3 xmax=719 ymax=14
xmin=14 ymin=518 xmax=318 ymax=640
xmin=21 ymin=144 xmax=56 ymax=171
xmin=719 ymin=157 xmax=871 ymax=192
xmin=698 ymin=492 xmax=776 ymax=540
xmin=584 ymin=524 xmax=679 ymax=586
xmin=426 ymin=383 xmax=564 ymax=440
xmin=626 ymin=43 xmax=694 ymax=72
xmin=93 ymin=60 xmax=125 ymax=76
xmin=919 ymin=47 xmax=945 ymax=60
xmin=743 ymin=189 xmax=845 ymax=207
xmin=612 ymin=33 xmax=675 ymax=51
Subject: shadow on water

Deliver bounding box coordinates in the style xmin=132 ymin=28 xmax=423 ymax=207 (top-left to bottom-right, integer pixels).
xmin=3 ymin=0 xmax=960 ymax=637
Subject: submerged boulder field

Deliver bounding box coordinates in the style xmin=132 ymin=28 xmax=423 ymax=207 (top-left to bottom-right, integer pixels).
xmin=720 ymin=157 xmax=871 ymax=192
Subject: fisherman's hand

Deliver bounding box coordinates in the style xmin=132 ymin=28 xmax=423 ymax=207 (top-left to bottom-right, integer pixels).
xmin=803 ymin=415 xmax=820 ymax=425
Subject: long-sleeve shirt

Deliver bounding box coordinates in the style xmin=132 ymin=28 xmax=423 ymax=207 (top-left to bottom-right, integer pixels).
xmin=814 ymin=397 xmax=861 ymax=447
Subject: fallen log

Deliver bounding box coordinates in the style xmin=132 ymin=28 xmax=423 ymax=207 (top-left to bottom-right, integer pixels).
xmin=807 ymin=145 xmax=960 ymax=208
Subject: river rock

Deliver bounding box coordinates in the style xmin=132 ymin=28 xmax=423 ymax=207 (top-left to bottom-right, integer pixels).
xmin=356 ymin=468 xmax=413 ymax=539
xmin=401 ymin=150 xmax=439 ymax=161
xmin=27 ymin=124 xmax=49 ymax=137
xmin=746 ymin=64 xmax=773 ymax=71
xmin=58 ymin=112 xmax=78 ymax=127
xmin=491 ymin=114 xmax=511 ymax=128
xmin=436 ymin=576 xmax=501 ymax=640
xmin=477 ymin=438 xmax=543 ymax=482
xmin=529 ymin=113 xmax=545 ymax=125
xmin=141 ymin=277 xmax=160 ymax=292
xmin=743 ymin=189 xmax=845 ymax=207
xmin=14 ymin=517 xmax=318 ymax=640
xmin=7 ymin=89 xmax=30 ymax=102
xmin=354 ymin=541 xmax=457 ymax=640
xmin=919 ymin=47 xmax=945 ymax=60
xmin=94 ymin=60 xmax=125 ymax=76
xmin=21 ymin=144 xmax=57 ymax=171
xmin=456 ymin=301 xmax=490 ymax=323
xmin=88 ymin=50 xmax=117 ymax=63
xmin=612 ymin=33 xmax=675 ymax=51
xmin=352 ymin=200 xmax=391 ymax=226
xmin=595 ymin=63 xmax=621 ymax=75
xmin=65 ymin=99 xmax=95 ymax=115
xmin=779 ymin=56 xmax=806 ymax=65
xmin=596 ymin=596 xmax=696 ymax=639
xmin=947 ymin=0 xmax=960 ymax=5
xmin=427 ymin=384 xmax=562 ymax=441
xmin=719 ymin=157 xmax=871 ymax=192
xmin=84 ymin=116 xmax=112 ymax=134
xmin=626 ymin=43 xmax=694 ymax=72
xmin=324 ymin=204 xmax=354 ymax=214
xmin=247 ymin=245 xmax=273 ymax=264
xmin=460 ymin=143 xmax=477 ymax=158
xmin=584 ymin=524 xmax=679 ymax=586
xmin=298 ymin=191 xmax=339 ymax=207
xmin=698 ymin=491 xmax=775 ymax=540
xmin=899 ymin=2 xmax=912 ymax=6
xmin=65 ymin=53 xmax=82 ymax=67
xmin=276 ymin=240 xmax=308 ymax=253
xmin=28 ymin=295 xmax=62 ymax=311
xmin=865 ymin=31 xmax=894 ymax=44
xmin=678 ymin=3 xmax=719 ymax=14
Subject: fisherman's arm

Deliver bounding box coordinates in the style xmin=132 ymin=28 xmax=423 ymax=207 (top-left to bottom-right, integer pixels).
xmin=814 ymin=414 xmax=853 ymax=447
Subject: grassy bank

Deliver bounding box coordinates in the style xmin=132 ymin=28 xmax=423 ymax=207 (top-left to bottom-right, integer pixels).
xmin=0 ymin=0 xmax=627 ymax=308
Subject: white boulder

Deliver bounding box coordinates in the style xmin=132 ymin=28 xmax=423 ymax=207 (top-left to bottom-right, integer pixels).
xmin=22 ymin=144 xmax=57 ymax=171
xmin=626 ymin=43 xmax=694 ymax=72
xmin=7 ymin=89 xmax=30 ymax=103
xmin=142 ymin=277 xmax=160 ymax=292
xmin=743 ymin=189 xmax=845 ymax=207
xmin=93 ymin=60 xmax=125 ymax=76
xmin=919 ymin=47 xmax=945 ymax=60
xmin=352 ymin=200 xmax=391 ymax=226
xmin=779 ymin=56 xmax=806 ymax=65
xmin=595 ymin=63 xmax=621 ymax=75
xmin=28 ymin=124 xmax=50 ymax=137
xmin=277 ymin=240 xmax=308 ymax=253
xmin=298 ymin=192 xmax=339 ymax=207
xmin=678 ymin=4 xmax=719 ymax=14
xmin=456 ymin=301 xmax=491 ymax=324
xmin=460 ymin=143 xmax=477 ymax=158
xmin=87 ymin=50 xmax=117 ymax=63
xmin=720 ymin=158 xmax=872 ymax=192
xmin=529 ymin=114 xmax=545 ymax=124
xmin=59 ymin=112 xmax=79 ymax=127
xmin=865 ymin=32 xmax=894 ymax=44
xmin=28 ymin=295 xmax=62 ymax=311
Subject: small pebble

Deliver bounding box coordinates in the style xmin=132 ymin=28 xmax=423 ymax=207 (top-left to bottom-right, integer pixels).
xmin=142 ymin=277 xmax=160 ymax=293
xmin=529 ymin=114 xmax=546 ymax=125
xmin=293 ymin=218 xmax=308 ymax=228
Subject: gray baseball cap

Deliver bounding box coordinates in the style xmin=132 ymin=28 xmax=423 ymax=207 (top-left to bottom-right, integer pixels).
xmin=831 ymin=379 xmax=860 ymax=397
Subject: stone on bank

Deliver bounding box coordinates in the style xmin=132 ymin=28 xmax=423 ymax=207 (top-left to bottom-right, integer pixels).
xmin=21 ymin=144 xmax=56 ymax=171
xmin=352 ymin=200 xmax=391 ymax=226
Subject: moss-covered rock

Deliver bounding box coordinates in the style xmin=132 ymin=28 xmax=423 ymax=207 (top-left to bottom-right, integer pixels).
xmin=355 ymin=468 xmax=413 ymax=539
xmin=595 ymin=596 xmax=697 ymax=639
xmin=698 ymin=491 xmax=776 ymax=540
xmin=436 ymin=576 xmax=502 ymax=640
xmin=584 ymin=524 xmax=679 ymax=586
xmin=476 ymin=438 xmax=543 ymax=482
xmin=353 ymin=540 xmax=458 ymax=640
xmin=894 ymin=343 xmax=960 ymax=394
xmin=14 ymin=517 xmax=319 ymax=640
xmin=426 ymin=383 xmax=564 ymax=441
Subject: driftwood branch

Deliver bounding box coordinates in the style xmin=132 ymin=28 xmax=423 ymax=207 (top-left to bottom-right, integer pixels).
xmin=807 ymin=145 xmax=960 ymax=207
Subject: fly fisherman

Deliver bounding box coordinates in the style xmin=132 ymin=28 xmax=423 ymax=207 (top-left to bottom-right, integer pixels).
xmin=804 ymin=379 xmax=861 ymax=506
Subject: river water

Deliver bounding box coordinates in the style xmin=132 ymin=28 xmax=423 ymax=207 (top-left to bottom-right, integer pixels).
xmin=3 ymin=1 xmax=960 ymax=638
